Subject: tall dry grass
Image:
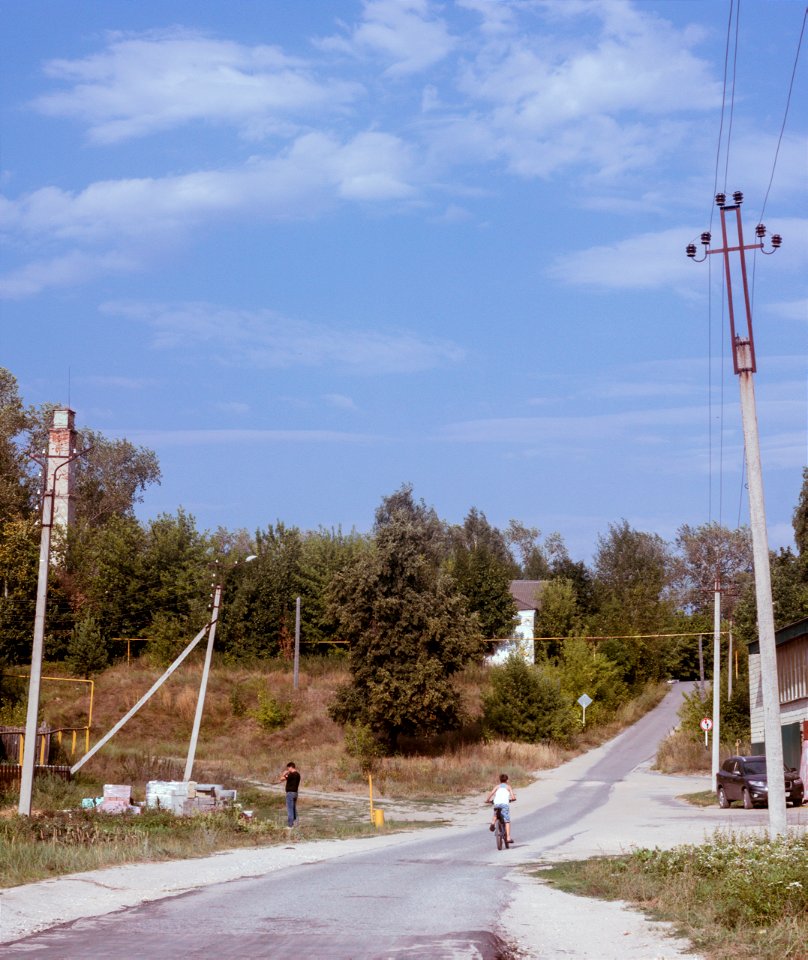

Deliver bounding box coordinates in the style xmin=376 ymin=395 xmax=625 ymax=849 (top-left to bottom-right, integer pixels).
xmin=29 ymin=658 xmax=668 ymax=803
xmin=655 ymin=729 xmax=752 ymax=775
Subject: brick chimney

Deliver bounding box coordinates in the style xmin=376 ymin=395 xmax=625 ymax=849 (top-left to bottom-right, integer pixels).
xmin=46 ymin=408 xmax=77 ymax=529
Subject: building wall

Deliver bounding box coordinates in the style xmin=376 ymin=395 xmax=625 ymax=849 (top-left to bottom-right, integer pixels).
xmin=748 ymin=641 xmax=808 ymax=769
xmin=487 ymin=609 xmax=535 ymax=665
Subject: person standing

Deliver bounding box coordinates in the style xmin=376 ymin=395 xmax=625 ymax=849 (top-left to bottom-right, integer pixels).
xmin=278 ymin=761 xmax=301 ymax=827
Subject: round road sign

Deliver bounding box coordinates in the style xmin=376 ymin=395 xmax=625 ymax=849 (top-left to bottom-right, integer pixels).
xmin=700 ymin=717 xmax=713 ymax=731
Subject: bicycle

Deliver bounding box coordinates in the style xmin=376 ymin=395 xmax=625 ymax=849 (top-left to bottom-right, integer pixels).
xmin=493 ymin=806 xmax=508 ymax=850
xmin=490 ymin=799 xmax=514 ymax=850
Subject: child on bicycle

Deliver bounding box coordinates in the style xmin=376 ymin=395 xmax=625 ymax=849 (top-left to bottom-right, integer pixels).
xmin=487 ymin=773 xmax=516 ymax=844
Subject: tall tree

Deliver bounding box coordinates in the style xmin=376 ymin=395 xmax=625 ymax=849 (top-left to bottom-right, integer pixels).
xmin=65 ymin=515 xmax=149 ymax=638
xmin=139 ymin=509 xmax=211 ymax=646
xmin=0 ymin=517 xmax=39 ymax=664
xmin=505 ymin=520 xmax=550 ymax=579
xmin=591 ymin=520 xmax=674 ymax=686
xmin=734 ymin=473 xmax=808 ymax=644
xmin=28 ymin=406 xmax=161 ymax=527
xmin=793 ymin=467 xmax=808 ymax=557
xmin=329 ymin=487 xmax=483 ymax=750
xmin=449 ymin=508 xmax=517 ymax=638
xmin=533 ymin=578 xmax=581 ymax=658
xmin=222 ymin=522 xmax=306 ymax=660
xmin=672 ymin=522 xmax=753 ymax=619
xmin=0 ymin=368 xmax=35 ymax=520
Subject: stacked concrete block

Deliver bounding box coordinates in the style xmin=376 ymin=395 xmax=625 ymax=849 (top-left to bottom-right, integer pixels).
xmin=146 ymin=780 xmax=197 ymax=814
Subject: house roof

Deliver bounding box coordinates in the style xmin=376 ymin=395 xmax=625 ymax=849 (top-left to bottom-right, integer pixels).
xmin=509 ymin=580 xmax=545 ymax=611
xmin=748 ymin=615 xmax=808 ymax=653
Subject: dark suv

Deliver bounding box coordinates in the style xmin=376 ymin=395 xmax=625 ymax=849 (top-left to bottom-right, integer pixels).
xmin=716 ymin=755 xmax=804 ymax=809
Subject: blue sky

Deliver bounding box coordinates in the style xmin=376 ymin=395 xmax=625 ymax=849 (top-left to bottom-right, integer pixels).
xmin=2 ymin=0 xmax=806 ymax=561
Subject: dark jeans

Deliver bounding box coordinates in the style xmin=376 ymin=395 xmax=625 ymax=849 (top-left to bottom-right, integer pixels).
xmin=285 ymin=791 xmax=298 ymax=827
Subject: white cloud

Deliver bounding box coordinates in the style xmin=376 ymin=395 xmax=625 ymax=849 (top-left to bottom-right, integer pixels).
xmin=100 ymin=300 xmax=465 ymax=375
xmin=547 ymin=226 xmax=697 ymax=290
xmin=547 ymin=216 xmax=808 ymax=293
xmin=33 ymin=28 xmax=361 ymax=143
xmin=317 ymin=0 xmax=455 ymax=76
xmin=0 ymin=249 xmax=137 ymax=298
xmin=441 ymin=0 xmax=722 ymax=179
xmin=323 ymin=393 xmax=359 ymax=411
xmin=0 ymin=131 xmax=418 ymax=296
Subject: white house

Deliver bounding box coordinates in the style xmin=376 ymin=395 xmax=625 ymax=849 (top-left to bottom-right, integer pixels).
xmin=487 ymin=580 xmax=544 ymax=665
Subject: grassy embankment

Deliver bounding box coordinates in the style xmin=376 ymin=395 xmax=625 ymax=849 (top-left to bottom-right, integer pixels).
xmin=542 ymin=832 xmax=808 ymax=960
xmin=1 ymin=657 xmax=666 ymax=887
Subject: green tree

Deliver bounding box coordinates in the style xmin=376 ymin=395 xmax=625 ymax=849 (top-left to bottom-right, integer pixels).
xmin=590 ymin=520 xmax=675 ymax=686
xmin=0 ymin=368 xmax=35 ymax=520
xmin=449 ymin=508 xmax=517 ymax=639
xmin=222 ymin=522 xmax=307 ymax=660
xmin=65 ymin=516 xmax=149 ymax=639
xmin=733 ymin=475 xmax=808 ymax=645
xmin=482 ymin=655 xmax=576 ymax=744
xmin=672 ymin=522 xmax=753 ymax=619
xmin=548 ymin=555 xmax=596 ymax=617
xmin=793 ymin=467 xmax=808 ymax=556
xmin=533 ymin=578 xmax=581 ymax=658
xmin=0 ymin=516 xmax=39 ymax=664
xmin=329 ymin=486 xmax=483 ymax=751
xmin=27 ymin=407 xmax=161 ymax=527
xmin=297 ymin=527 xmax=367 ymax=648
xmin=139 ymin=509 xmax=211 ymax=645
xmin=67 ymin=614 xmax=109 ymax=677
xmin=505 ymin=520 xmax=550 ymax=579
xmin=557 ymin=637 xmax=628 ymax=724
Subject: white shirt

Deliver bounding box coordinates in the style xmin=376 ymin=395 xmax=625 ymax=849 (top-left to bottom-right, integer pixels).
xmin=492 ymin=784 xmax=511 ymax=805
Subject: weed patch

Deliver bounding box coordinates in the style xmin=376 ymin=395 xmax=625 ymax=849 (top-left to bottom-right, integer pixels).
xmin=542 ymin=832 xmax=808 ymax=960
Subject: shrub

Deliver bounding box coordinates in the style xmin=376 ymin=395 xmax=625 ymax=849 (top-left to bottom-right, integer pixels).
xmin=250 ymin=692 xmax=292 ymax=732
xmin=483 ymin=655 xmax=576 ymax=744
xmin=344 ymin=722 xmax=385 ymax=773
xmin=67 ymin=615 xmax=109 ymax=678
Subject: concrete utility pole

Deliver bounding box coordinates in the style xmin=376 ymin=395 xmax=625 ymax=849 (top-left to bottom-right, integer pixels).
xmin=727 ymin=622 xmax=734 ymax=701
xmin=293 ymin=596 xmax=301 ymax=691
xmin=688 ymin=192 xmax=786 ymax=837
xmin=18 ymin=411 xmax=84 ymax=815
xmin=184 ymin=584 xmax=222 ymax=782
xmin=711 ymin=578 xmax=721 ymax=787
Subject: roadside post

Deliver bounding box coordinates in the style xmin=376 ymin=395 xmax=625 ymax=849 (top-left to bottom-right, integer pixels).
xmin=578 ymin=693 xmax=593 ymax=727
xmin=700 ymin=716 xmax=713 ymax=749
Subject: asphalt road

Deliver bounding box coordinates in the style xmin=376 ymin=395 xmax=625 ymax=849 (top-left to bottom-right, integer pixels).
xmin=0 ymin=683 xmax=735 ymax=959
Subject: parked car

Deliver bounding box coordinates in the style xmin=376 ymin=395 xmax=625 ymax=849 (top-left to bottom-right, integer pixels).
xmin=716 ymin=755 xmax=804 ymax=809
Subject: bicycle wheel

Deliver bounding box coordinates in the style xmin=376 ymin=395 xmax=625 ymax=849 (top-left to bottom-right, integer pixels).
xmin=495 ymin=818 xmax=504 ymax=850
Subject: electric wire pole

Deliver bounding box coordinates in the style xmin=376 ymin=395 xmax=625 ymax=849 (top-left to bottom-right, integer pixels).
xmin=687 ymin=192 xmax=786 ymax=837
xmin=18 ymin=446 xmax=85 ymax=815
xmin=711 ymin=578 xmax=721 ymax=788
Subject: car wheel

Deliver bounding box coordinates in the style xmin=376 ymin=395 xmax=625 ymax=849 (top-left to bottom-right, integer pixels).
xmin=742 ymin=788 xmax=753 ymax=809
xmin=717 ymin=786 xmax=731 ymax=809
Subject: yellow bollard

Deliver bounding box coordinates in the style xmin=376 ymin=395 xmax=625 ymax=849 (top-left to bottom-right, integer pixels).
xmin=18 ymin=734 xmax=24 ymax=764
xmin=72 ymin=730 xmax=77 ymax=756
xmin=39 ymin=733 xmax=46 ymax=765
xmin=372 ymin=808 xmax=385 ymax=828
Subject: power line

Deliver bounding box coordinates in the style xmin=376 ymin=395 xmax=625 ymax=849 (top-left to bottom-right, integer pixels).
xmin=757 ymin=5 xmax=807 ymax=225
